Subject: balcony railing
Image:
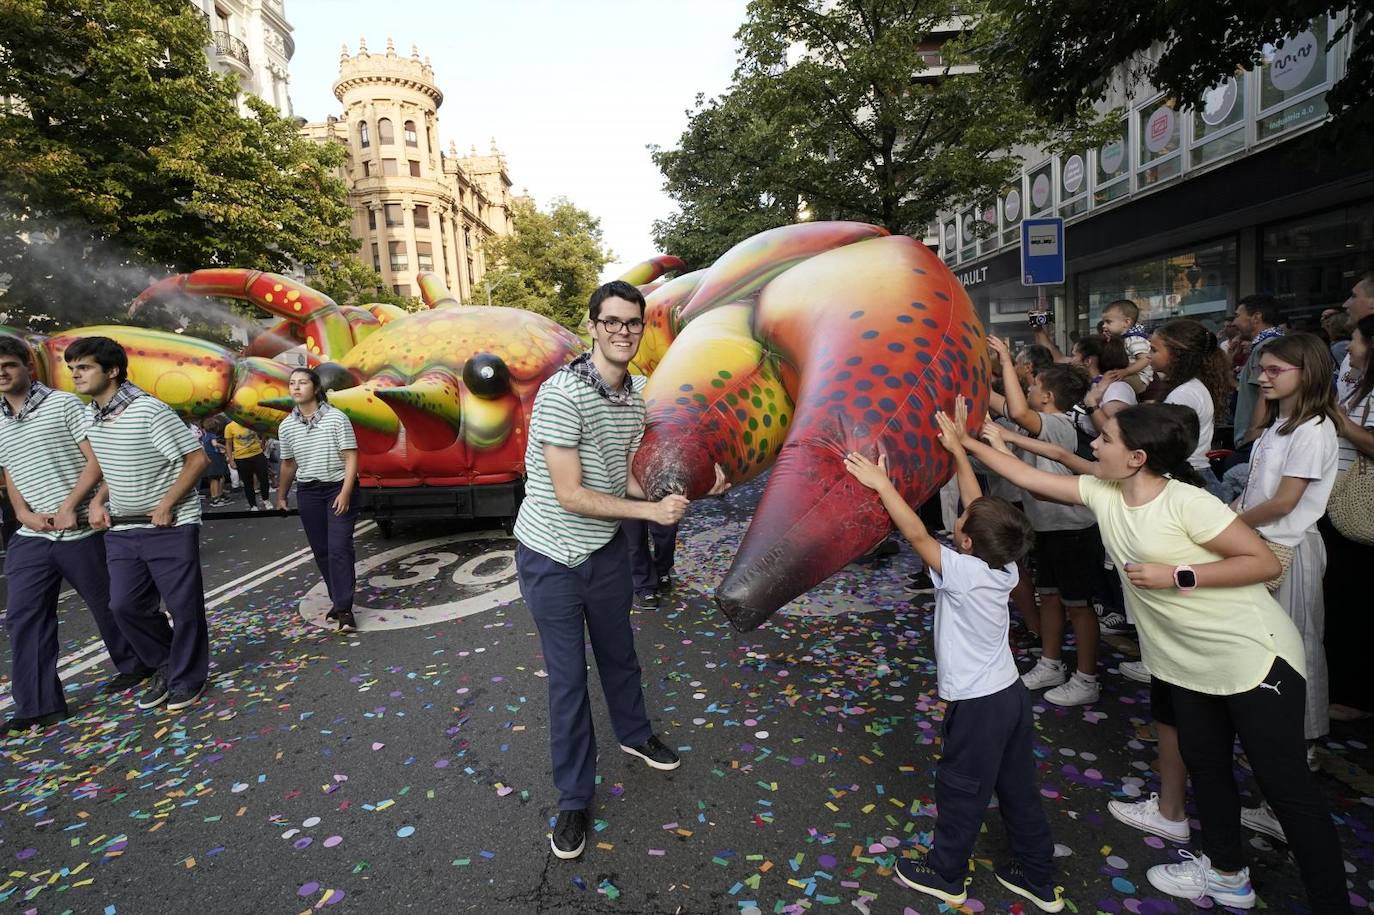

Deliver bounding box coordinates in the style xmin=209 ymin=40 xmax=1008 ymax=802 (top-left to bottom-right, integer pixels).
xmin=212 ymin=31 xmax=250 ymax=68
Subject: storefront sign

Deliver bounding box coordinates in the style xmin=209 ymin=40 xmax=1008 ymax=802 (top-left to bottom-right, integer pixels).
xmin=1099 ymin=138 xmax=1125 ymax=175
xmin=1145 ymin=105 xmax=1176 ymax=154
xmin=1063 ymin=155 xmax=1085 ymax=194
xmin=1200 ymin=78 xmax=1238 ymax=125
xmin=1031 ymin=172 xmax=1051 ymax=210
xmin=1003 ymin=188 xmax=1022 ymax=223
xmin=1268 ymin=30 xmax=1319 ymax=91
xmin=957 ymin=266 xmax=989 ymax=287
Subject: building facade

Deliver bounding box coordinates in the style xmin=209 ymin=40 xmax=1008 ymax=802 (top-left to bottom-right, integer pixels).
xmin=190 ymin=0 xmax=295 ymax=116
xmin=299 ymin=39 xmax=517 ymax=303
xmin=935 ymin=11 xmax=1372 ymax=348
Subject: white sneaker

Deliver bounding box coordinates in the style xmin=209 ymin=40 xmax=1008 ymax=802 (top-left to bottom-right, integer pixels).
xmin=1021 ymin=658 xmax=1067 ymax=690
xmin=1108 ymin=793 xmax=1190 ymax=843
xmin=1240 ymin=802 xmax=1286 ymax=843
xmin=1307 ymin=743 xmax=1319 ymax=772
xmin=1146 ymin=852 xmax=1255 ymax=909
xmin=1118 ymin=660 xmax=1150 ymax=683
xmin=1045 ymin=672 xmax=1100 ymax=707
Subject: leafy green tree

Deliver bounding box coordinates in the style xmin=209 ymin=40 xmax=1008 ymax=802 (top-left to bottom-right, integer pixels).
xmin=985 ymin=0 xmax=1372 ymax=152
xmin=0 ymin=0 xmax=388 ymax=334
xmin=482 ymin=198 xmax=612 ymax=330
xmin=651 ymin=0 xmax=1106 ymax=266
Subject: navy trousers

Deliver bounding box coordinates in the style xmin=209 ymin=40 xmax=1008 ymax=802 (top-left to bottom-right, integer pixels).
xmin=106 ymin=525 xmax=209 ymax=693
xmin=297 ymin=482 xmax=357 ymax=614
xmin=927 ymin=681 xmax=1056 ymax=886
xmin=623 ymin=519 xmax=678 ymax=595
xmin=516 ymin=530 xmax=652 ymax=810
xmin=4 ymin=534 xmax=148 ymax=718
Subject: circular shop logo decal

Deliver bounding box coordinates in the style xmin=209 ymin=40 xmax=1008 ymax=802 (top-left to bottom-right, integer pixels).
xmin=943 ymin=222 xmax=957 ymax=252
xmin=1062 ymin=154 xmax=1085 ymax=194
xmin=1003 ymin=188 xmax=1021 ymax=223
xmin=300 ymin=531 xmax=519 ymax=631
xmin=1201 ymin=78 xmax=1238 ymax=126
xmin=1099 ymin=138 xmax=1125 ymax=175
xmin=1145 ymin=105 xmax=1177 ymax=154
xmin=1268 ymin=30 xmax=1319 ymax=92
xmin=961 ymin=215 xmax=976 ymax=243
xmin=1031 ymin=172 xmax=1051 ymax=209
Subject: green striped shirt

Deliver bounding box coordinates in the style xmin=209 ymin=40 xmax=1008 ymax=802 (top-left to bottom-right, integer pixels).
xmin=0 ymin=390 xmax=96 ymax=542
xmin=278 ymin=404 xmax=357 ymax=483
xmin=85 ymin=397 xmax=202 ymax=530
xmin=513 ymin=370 xmax=646 ymax=567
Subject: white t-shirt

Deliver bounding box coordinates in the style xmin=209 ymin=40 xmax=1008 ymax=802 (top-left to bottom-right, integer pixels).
xmin=1338 ymin=386 xmax=1374 ymax=474
xmin=1076 ymin=380 xmax=1137 ymax=437
xmin=1164 ymin=378 xmax=1215 ymax=470
xmin=1239 ymin=415 xmax=1339 ymax=547
xmin=929 ymin=545 xmax=1021 ymax=702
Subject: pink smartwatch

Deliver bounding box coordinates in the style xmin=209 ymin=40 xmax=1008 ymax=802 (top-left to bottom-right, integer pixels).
xmin=1173 ymin=565 xmax=1197 ymax=591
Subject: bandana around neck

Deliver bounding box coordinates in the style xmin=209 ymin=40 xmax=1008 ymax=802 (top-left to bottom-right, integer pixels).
xmin=0 ymin=381 xmax=53 ymax=422
xmin=563 ymin=352 xmax=634 ymax=405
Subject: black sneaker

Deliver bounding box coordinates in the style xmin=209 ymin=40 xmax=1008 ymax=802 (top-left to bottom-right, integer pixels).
xmin=1097 ymin=609 xmax=1132 ymax=635
xmin=621 ymin=734 xmax=680 ymax=770
xmin=549 ymin=808 xmax=588 ymax=859
xmin=2 ymin=709 xmax=69 ymax=733
xmin=136 ymin=672 xmax=169 ymax=710
xmin=656 ymin=574 xmax=673 ymax=591
xmin=101 ymin=670 xmax=155 ymax=694
xmin=905 ymin=569 xmax=935 ymax=593
xmin=325 ymin=607 xmax=341 ymax=621
xmin=336 ymin=610 xmax=357 ymax=632
xmin=895 ymin=857 xmax=969 ymax=905
xmin=165 ymin=683 xmax=206 ymax=712
xmin=995 ymin=862 xmax=1065 ymax=912
xmin=634 ymin=591 xmax=660 ymax=609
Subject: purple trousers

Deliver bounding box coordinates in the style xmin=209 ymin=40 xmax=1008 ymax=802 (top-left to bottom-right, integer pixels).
xmin=4 ymin=534 xmax=148 ymax=718
xmin=105 ymin=525 xmax=209 ymax=693
xmin=296 ymin=482 xmax=357 ymax=614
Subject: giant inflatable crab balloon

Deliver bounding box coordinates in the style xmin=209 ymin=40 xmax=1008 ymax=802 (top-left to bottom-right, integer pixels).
xmin=629 ymin=222 xmax=991 ymax=631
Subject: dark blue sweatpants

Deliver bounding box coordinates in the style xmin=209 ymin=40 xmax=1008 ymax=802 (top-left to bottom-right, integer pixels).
xmin=106 ymin=525 xmax=209 ymax=694
xmin=927 ymin=681 xmax=1056 ymax=885
xmin=623 ymin=519 xmax=678 ymax=595
xmin=516 ymin=530 xmax=652 ymax=810
xmin=297 ymin=481 xmax=357 ymax=615
xmin=4 ymin=533 xmax=148 ymax=718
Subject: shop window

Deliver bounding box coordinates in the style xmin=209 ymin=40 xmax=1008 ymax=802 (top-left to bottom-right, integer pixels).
xmin=413 ymin=205 xmax=430 ymax=229
xmin=381 ymin=158 xmax=398 ymax=176
xmin=1191 ymin=75 xmax=1247 ymax=167
xmin=1000 ymin=180 xmax=1023 ymax=246
xmin=1027 ymin=161 xmax=1054 ymax=217
xmin=959 ymin=208 xmax=977 ymax=261
xmin=1093 ymin=118 xmax=1130 ymax=207
xmin=409 ymin=160 xmax=421 ymax=177
xmin=358 ymin=120 xmax=370 ymax=148
xmin=416 ymin=242 xmax=434 ymax=271
xmin=1261 ymin=200 xmax=1374 ymax=319
xmin=1137 ymin=99 xmax=1181 ymax=189
xmin=384 ymin=203 xmax=403 ymax=227
xmin=1058 ymin=151 xmax=1088 ymax=218
xmin=404 ymin=120 xmax=418 ymax=147
xmin=377 ymin=118 xmax=395 ymax=145
xmin=977 ymin=203 xmax=999 ymax=255
xmin=1075 ymin=237 xmax=1238 ymax=334
xmin=1256 ymin=17 xmax=1332 ymax=142
xmin=388 ymin=241 xmax=408 ymax=271
xmin=942 ymin=221 xmax=958 ymax=264
xmin=371 ymin=242 xmax=381 ymax=271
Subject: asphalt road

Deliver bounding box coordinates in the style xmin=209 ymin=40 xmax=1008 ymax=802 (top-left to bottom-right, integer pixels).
xmin=1 ymin=481 xmax=1371 ymax=914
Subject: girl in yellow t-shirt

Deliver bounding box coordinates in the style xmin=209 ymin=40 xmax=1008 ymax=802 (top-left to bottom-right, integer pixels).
xmin=957 ymin=401 xmax=1344 ymax=913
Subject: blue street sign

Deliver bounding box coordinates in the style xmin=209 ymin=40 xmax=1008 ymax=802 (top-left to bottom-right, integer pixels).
xmin=1020 ymin=217 xmax=1065 ymax=286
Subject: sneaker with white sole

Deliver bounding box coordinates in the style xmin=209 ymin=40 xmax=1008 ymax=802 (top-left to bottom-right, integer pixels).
xmin=1306 ymin=743 xmax=1319 ymax=772
xmin=1045 ymin=672 xmax=1100 ymax=707
xmin=1118 ymin=660 xmax=1150 ymax=683
xmin=994 ymin=861 xmax=1065 ymax=912
xmin=1146 ymin=851 xmax=1255 ymax=909
xmin=1021 ymin=658 xmax=1067 ymax=690
xmin=549 ymin=808 xmax=587 ymax=859
xmin=620 ymin=734 xmax=680 ymax=770
xmin=1108 ymin=793 xmax=1190 ymax=843
xmin=1240 ymin=802 xmax=1286 ymax=843
xmin=1098 ymin=609 xmax=1131 ymax=634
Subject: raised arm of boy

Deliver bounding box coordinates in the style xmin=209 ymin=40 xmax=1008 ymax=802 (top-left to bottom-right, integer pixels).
xmin=934 ymin=397 xmax=982 ymax=506
xmin=988 ymin=336 xmax=1042 ymax=435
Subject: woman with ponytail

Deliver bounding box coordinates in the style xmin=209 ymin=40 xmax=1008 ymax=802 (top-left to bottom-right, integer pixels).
xmin=1148 ymin=319 xmax=1233 ymax=495
xmin=959 ymin=402 xmax=1346 ymax=913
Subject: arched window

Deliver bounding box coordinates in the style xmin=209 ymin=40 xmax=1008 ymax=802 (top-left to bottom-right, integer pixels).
xmin=404 ymin=120 xmax=418 ymax=146
xmin=358 ymin=120 xmax=370 ymax=148
xmin=377 ymin=117 xmax=395 ymax=144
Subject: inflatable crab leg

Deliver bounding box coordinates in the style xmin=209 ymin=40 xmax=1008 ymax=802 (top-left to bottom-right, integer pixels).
xmin=374 ymin=370 xmax=462 ymax=451
xmin=677 ymin=222 xmax=889 ymax=325
xmin=417 ymin=272 xmax=461 ymax=309
xmin=714 ymin=236 xmax=990 ymax=631
xmin=245 ymin=318 xmax=303 ymax=358
xmin=633 ymin=304 xmax=793 ymax=498
xmin=131 ymin=268 xmax=355 ymax=361
xmin=630 ymin=269 xmax=705 ymax=377
xmin=618 ymin=255 xmax=687 ymax=287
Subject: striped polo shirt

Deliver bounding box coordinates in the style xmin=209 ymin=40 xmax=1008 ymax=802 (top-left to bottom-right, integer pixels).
xmin=278 ymin=404 xmax=357 ymax=483
xmin=84 ymin=397 xmax=203 ymax=530
xmin=0 ymin=390 xmax=96 ymax=542
xmin=513 ymin=370 xmax=646 ymax=567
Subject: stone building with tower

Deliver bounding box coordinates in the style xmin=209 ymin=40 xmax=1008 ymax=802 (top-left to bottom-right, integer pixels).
xmin=299 ymin=38 xmax=519 ymax=303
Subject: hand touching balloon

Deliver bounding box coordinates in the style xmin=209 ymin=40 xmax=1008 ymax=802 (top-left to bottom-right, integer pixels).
xmin=844 ymin=451 xmax=893 ymax=493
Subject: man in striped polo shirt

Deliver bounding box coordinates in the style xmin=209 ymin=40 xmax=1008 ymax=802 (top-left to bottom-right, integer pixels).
xmin=66 ymin=337 xmax=211 ymax=713
xmin=514 ymin=280 xmax=728 ymax=860
xmin=0 ymin=338 xmax=152 ymax=732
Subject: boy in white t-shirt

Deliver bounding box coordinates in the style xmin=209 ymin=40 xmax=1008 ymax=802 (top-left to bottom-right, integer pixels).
xmin=845 ymin=403 xmax=1063 ymax=913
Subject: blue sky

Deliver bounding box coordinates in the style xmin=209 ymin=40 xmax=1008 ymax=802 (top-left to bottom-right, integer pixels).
xmin=286 ymin=0 xmax=747 ymax=278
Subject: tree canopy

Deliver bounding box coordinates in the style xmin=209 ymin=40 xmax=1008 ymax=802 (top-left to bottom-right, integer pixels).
xmin=0 ymin=0 xmax=393 ymax=333
xmin=651 ymin=0 xmax=1106 ymax=269
xmin=985 ymin=0 xmax=1372 ymax=152
xmin=482 ymin=198 xmax=612 ymax=330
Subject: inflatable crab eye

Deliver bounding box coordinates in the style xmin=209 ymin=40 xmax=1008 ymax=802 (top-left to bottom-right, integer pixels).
xmin=463 ymin=352 xmax=511 ymax=399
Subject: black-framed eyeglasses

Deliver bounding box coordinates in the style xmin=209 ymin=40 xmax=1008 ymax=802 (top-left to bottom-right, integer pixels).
xmin=594 ymin=317 xmax=644 ymax=334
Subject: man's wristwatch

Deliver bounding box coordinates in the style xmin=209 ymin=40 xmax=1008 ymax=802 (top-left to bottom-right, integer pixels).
xmin=1173 ymin=565 xmax=1197 ymax=591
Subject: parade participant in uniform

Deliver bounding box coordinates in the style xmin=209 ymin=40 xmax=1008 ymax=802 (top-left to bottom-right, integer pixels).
xmin=274 ymin=367 xmax=359 ymax=632
xmin=0 ymin=337 xmax=152 ymax=732
xmin=66 ymin=337 xmax=211 ymax=713
xmin=224 ymin=417 xmax=270 ymax=510
xmin=513 ymin=280 xmax=728 ymax=860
